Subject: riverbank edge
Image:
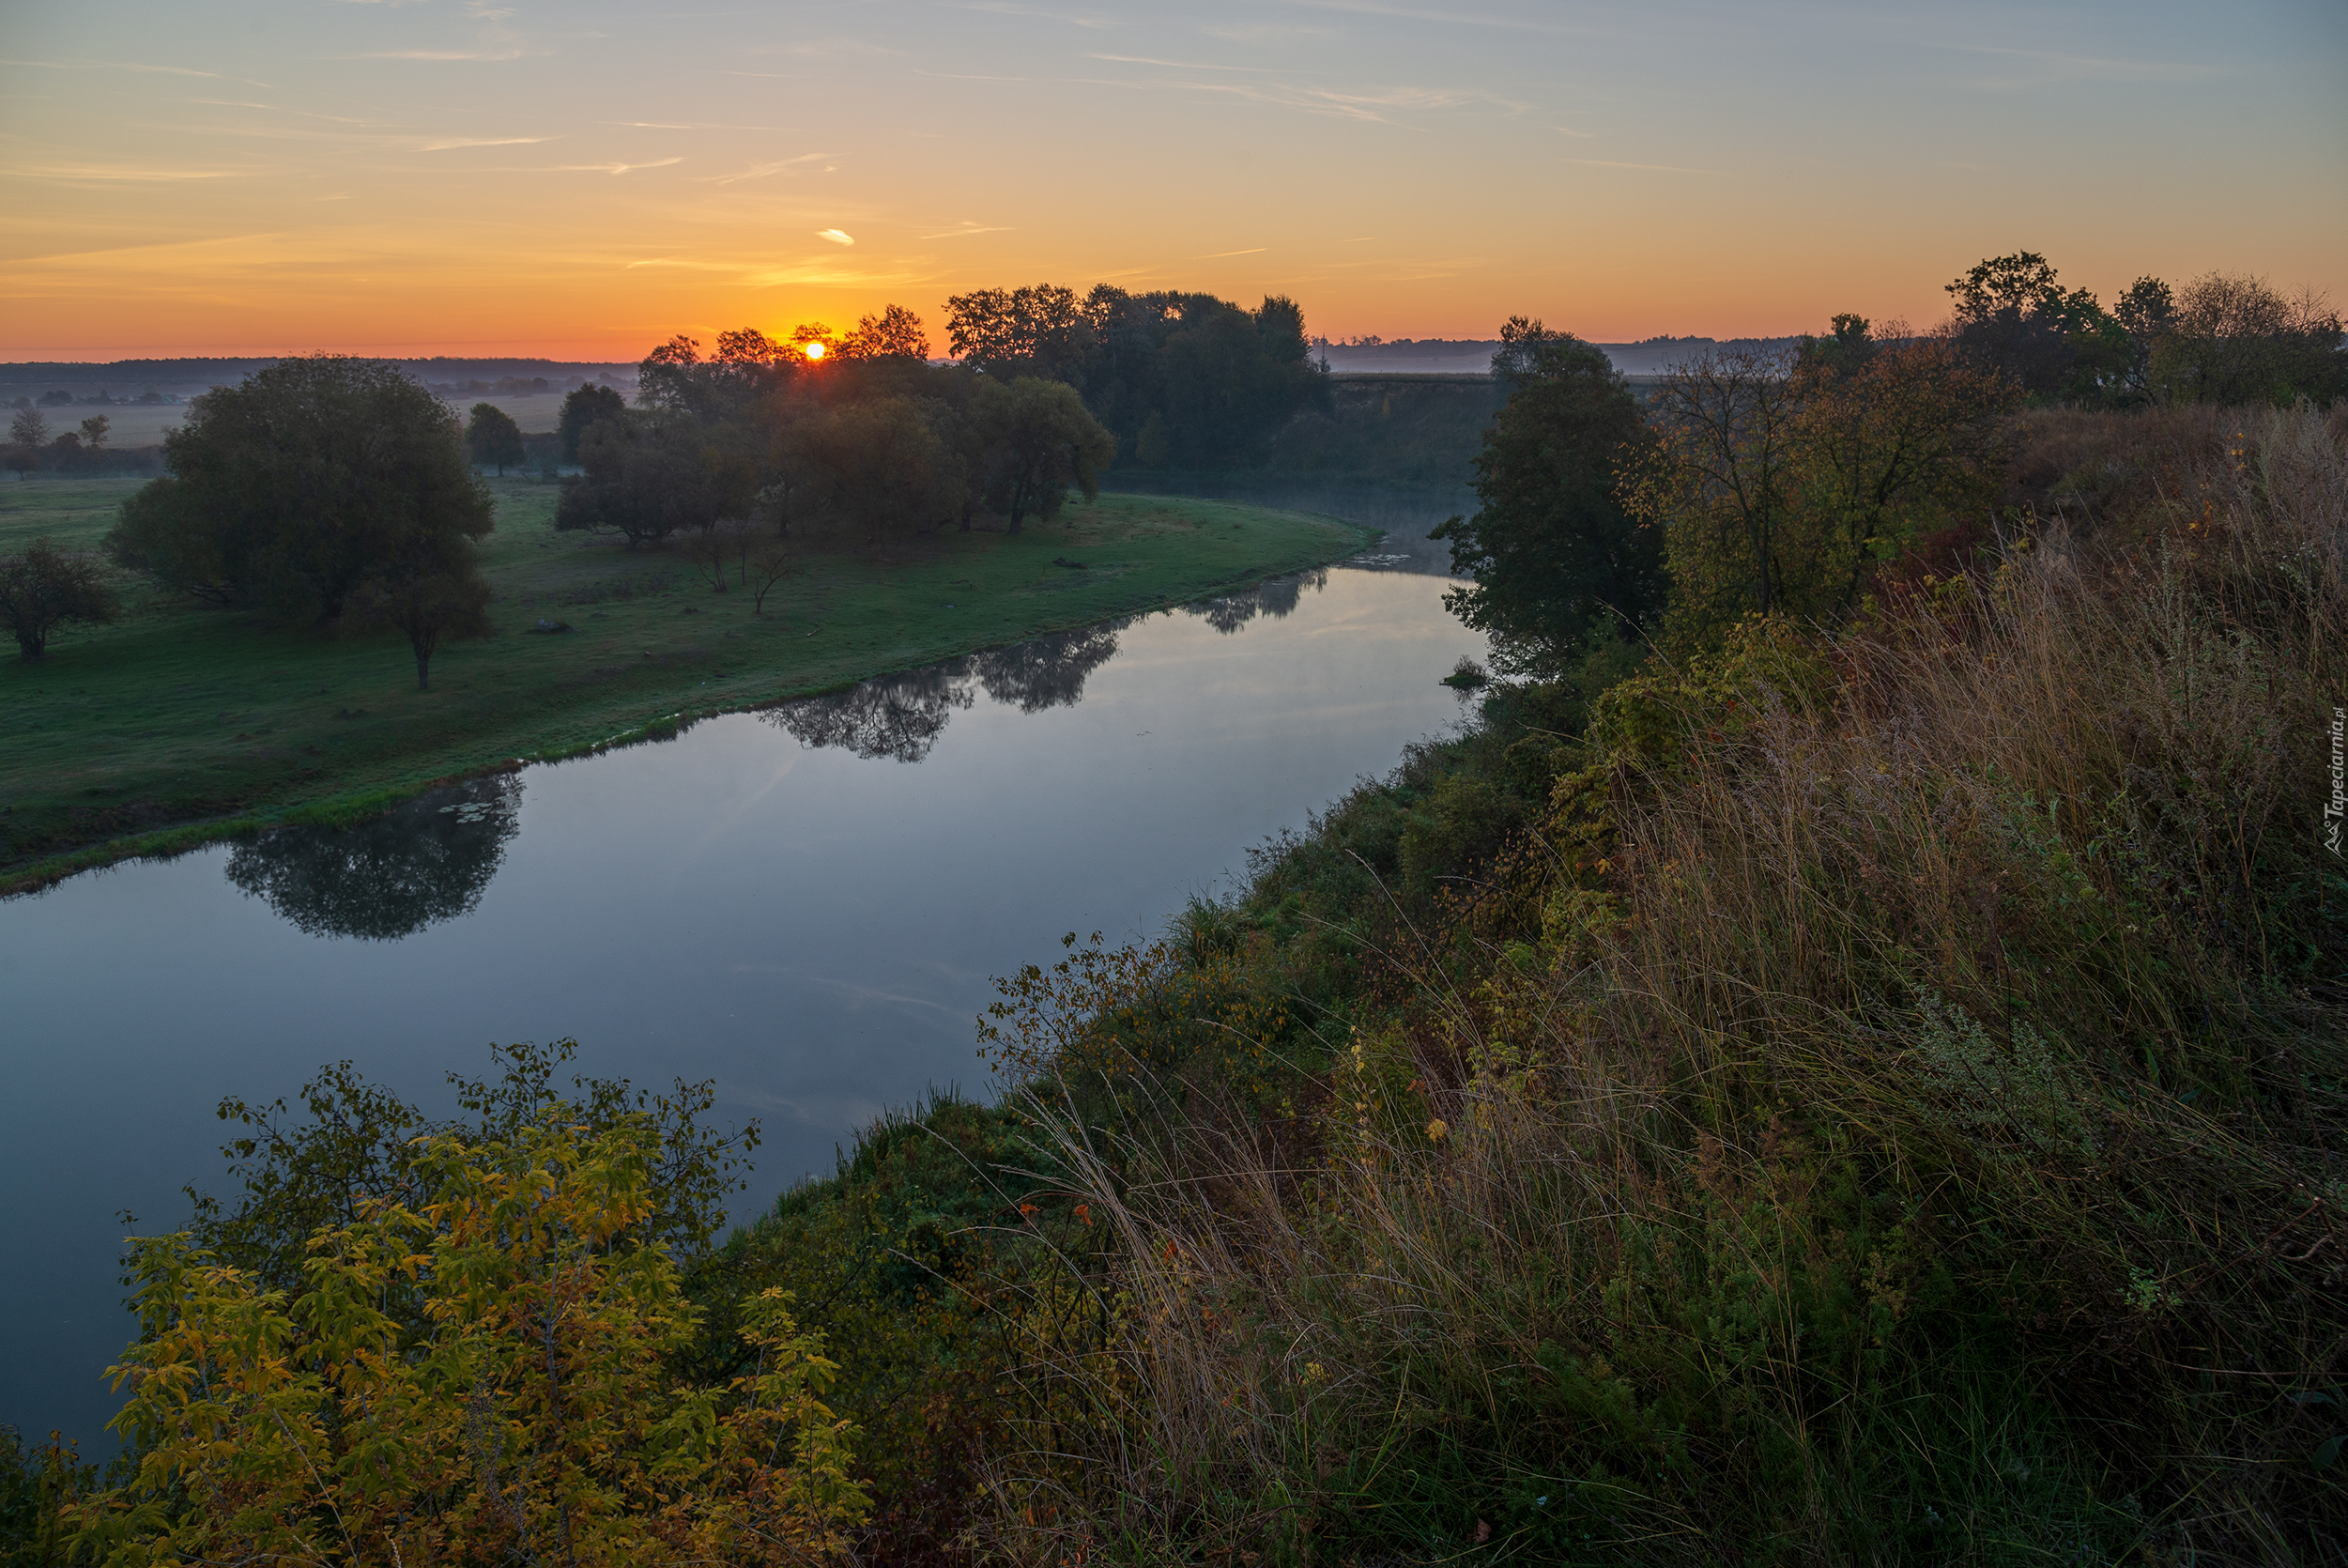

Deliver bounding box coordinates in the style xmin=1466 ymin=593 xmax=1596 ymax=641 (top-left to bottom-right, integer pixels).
xmin=1 ymin=520 xmax=1380 ymax=899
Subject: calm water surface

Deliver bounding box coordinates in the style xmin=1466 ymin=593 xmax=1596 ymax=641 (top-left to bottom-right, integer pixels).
xmin=1 ymin=564 xmax=1484 ymax=1446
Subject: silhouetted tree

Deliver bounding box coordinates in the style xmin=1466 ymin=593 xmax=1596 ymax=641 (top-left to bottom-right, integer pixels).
xmin=106 ymin=356 xmax=492 ymax=622
xmin=1431 ymin=319 xmax=1660 ymax=674
xmin=2150 ymin=272 xmax=2347 ymax=406
xmin=465 ymin=402 xmax=524 ymax=474
xmin=557 ymin=383 xmax=627 ymax=462
xmin=840 ymin=304 xmax=931 ymax=361
xmin=0 ymin=536 xmax=122 ymax=659
xmin=1943 ymin=252 xmax=2124 ymax=403
xmin=945 ymin=284 xmax=1089 ymax=382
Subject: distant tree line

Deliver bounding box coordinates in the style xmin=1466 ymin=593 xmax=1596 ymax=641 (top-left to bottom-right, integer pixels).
xmin=4 ymin=406 xmax=146 ymax=479
xmin=944 ymin=284 xmax=1329 ymax=468
xmin=550 ymin=306 xmax=1116 ymax=561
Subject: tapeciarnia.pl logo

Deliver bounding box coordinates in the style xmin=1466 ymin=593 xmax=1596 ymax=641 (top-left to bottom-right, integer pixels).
xmin=2327 ymin=705 xmax=2345 ymax=856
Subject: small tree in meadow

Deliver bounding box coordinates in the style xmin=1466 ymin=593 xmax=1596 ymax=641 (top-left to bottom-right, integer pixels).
xmin=0 ymin=537 xmax=121 ymax=659
xmin=466 ymin=401 xmax=525 ymax=474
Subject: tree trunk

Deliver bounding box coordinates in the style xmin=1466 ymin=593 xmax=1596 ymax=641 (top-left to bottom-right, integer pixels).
xmin=415 ymin=649 xmax=431 ymax=690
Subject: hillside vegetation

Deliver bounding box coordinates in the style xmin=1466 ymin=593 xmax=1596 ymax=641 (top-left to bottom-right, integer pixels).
xmin=735 ymin=402 xmax=2347 ymax=1562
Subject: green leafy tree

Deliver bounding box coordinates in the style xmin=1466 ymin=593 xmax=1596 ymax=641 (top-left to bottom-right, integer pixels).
xmin=105 ymin=356 xmax=492 ymax=623
xmin=974 ymin=377 xmax=1114 ymax=531
xmin=1429 ymin=318 xmax=1660 ymax=675
xmin=77 ymin=413 xmax=109 ymax=452
xmin=557 ymin=383 xmax=627 ymax=463
xmin=73 ymin=1115 xmax=867 ymax=1568
xmin=465 ymin=401 xmax=524 ymax=474
xmin=1785 ymin=326 xmax=2018 ymax=608
xmin=1628 ymin=345 xmax=1806 ymax=638
xmin=776 ymin=396 xmax=959 ymax=550
xmin=556 ymin=413 xmax=756 ymax=548
xmin=342 ymin=556 xmax=493 ymax=690
xmin=0 ymin=536 xmax=122 ymax=660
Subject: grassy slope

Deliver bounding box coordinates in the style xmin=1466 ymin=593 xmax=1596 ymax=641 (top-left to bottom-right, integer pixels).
xmin=709 ymin=405 xmax=2348 ymax=1564
xmin=0 ymin=477 xmax=1367 ymax=888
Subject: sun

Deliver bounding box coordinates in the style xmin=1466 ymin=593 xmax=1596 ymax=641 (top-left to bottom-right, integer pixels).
xmin=803 ymin=341 xmax=826 ymax=361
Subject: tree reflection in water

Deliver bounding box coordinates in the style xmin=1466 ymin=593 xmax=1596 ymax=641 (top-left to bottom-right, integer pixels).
xmin=764 ymin=615 xmax=1132 ymax=761
xmin=1179 ymin=568 xmax=1327 ymax=635
xmin=223 ymin=775 xmax=523 ymax=940
xmin=966 ymin=622 xmax=1124 ymax=714
xmin=766 ymin=665 xmax=974 ymax=763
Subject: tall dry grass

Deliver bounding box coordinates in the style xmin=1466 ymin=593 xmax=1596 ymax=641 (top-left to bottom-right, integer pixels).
xmin=981 ymin=406 xmax=2348 ymax=1565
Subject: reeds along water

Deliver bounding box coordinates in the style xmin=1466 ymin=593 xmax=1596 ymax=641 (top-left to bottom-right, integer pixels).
xmin=984 ymin=404 xmax=2348 ymax=1563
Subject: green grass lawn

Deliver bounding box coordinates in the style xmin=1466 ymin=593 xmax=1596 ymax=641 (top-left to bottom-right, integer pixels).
xmin=0 ymin=476 xmax=1370 ymax=888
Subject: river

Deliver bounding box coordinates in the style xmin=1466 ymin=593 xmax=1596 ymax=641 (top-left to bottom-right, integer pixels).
xmin=0 ymin=552 xmax=1483 ymax=1449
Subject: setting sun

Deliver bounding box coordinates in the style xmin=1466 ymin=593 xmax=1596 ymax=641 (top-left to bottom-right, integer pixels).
xmin=803 ymin=342 xmax=826 ymax=361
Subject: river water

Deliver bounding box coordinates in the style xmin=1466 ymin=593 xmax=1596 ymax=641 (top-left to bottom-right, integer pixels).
xmin=0 ymin=559 xmax=1484 ymax=1448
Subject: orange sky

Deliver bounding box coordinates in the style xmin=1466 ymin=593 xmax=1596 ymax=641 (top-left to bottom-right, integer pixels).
xmin=4 ymin=0 xmax=2343 ymax=361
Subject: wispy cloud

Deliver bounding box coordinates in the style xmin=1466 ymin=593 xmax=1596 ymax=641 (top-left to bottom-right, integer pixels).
xmin=1203 ymin=21 xmax=1330 ymax=41
xmin=1085 ymin=53 xmax=1288 ymax=72
xmin=556 ymin=158 xmax=683 ymax=175
xmin=616 ymin=121 xmax=797 ymax=131
xmin=1200 ymin=247 xmax=1267 ymax=257
xmin=939 ymin=0 xmax=1114 ymax=27
xmin=920 ymin=223 xmax=1011 ymax=238
xmin=1274 ymin=0 xmax=1601 ymax=36
xmin=352 ymin=48 xmax=528 ymax=61
xmin=698 ymin=153 xmax=830 ymax=184
xmin=621 ymin=255 xmax=932 ymax=289
xmin=815 ymin=229 xmax=855 ymax=246
xmin=1 ymin=57 xmax=274 ymax=87
xmin=23 ymin=162 xmax=247 ymax=183
xmin=1553 ymin=124 xmax=1598 ymax=139
xmin=1937 ymin=43 xmax=2213 ymax=89
xmin=1559 ymin=157 xmax=1714 ymax=175
xmin=419 ymin=135 xmax=552 ymax=150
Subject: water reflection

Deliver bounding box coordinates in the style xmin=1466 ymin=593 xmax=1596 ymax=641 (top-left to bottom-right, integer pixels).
xmin=967 ymin=623 xmax=1123 ymax=713
xmin=765 ymin=574 xmax=1335 ymax=764
xmin=766 ymin=665 xmax=974 ymax=764
xmin=222 ymin=577 xmax=1334 ymax=940
xmin=223 ymin=776 xmax=523 ymax=941
xmin=1179 ymin=568 xmax=1326 ymax=634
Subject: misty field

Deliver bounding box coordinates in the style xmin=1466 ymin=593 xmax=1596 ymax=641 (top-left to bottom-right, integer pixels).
xmin=0 ymin=476 xmax=1366 ymax=886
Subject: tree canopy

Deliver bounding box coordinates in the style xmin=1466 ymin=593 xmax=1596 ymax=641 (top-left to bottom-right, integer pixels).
xmin=1429 ymin=319 xmax=1660 ymax=675
xmin=0 ymin=536 xmax=121 ymax=660
xmin=107 ymin=356 xmax=493 ymax=624
xmin=464 ymin=400 xmax=524 ymax=473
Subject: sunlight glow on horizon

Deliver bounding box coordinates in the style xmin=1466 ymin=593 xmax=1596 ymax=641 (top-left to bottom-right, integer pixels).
xmin=2 ymin=0 xmax=2341 ymax=362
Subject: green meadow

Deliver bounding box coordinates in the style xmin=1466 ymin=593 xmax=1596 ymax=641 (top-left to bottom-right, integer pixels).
xmin=0 ymin=476 xmax=1368 ymax=889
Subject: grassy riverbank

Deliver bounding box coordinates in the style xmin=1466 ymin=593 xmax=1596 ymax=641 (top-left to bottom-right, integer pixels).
xmin=0 ymin=477 xmax=1368 ymax=890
